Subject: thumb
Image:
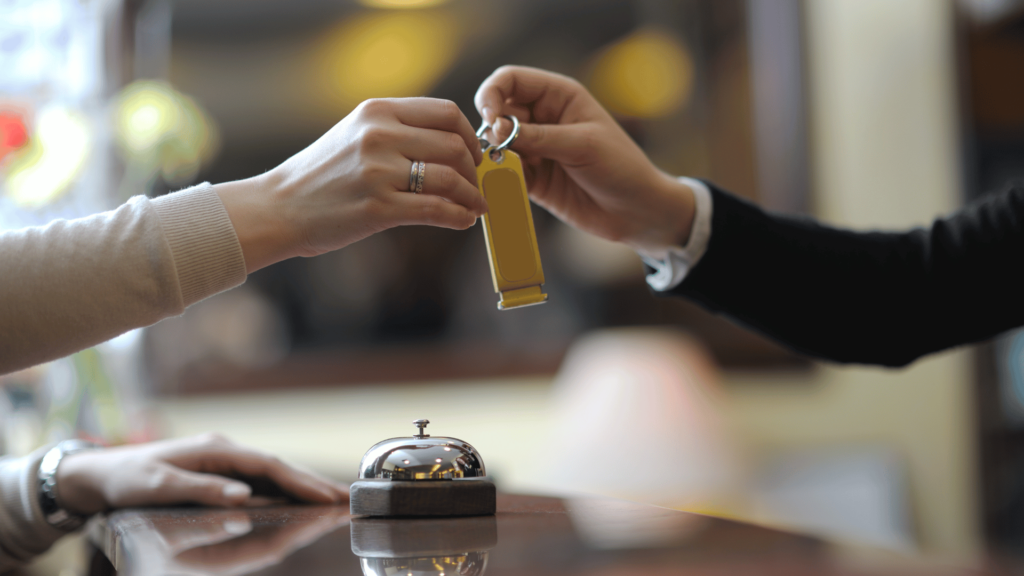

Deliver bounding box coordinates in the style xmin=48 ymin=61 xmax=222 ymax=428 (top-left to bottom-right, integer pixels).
xmin=493 ymin=117 xmax=593 ymax=166
xmin=146 ymin=465 xmax=253 ymax=507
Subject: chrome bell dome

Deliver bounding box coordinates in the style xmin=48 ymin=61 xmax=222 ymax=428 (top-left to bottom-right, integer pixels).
xmin=357 ymin=419 xmax=487 ymax=481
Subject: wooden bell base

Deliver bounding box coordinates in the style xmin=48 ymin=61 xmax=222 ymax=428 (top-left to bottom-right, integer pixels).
xmin=350 ymin=479 xmax=496 ymax=517
xmin=350 ymin=515 xmax=498 ymax=557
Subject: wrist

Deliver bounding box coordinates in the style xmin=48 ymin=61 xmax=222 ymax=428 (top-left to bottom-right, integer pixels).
xmin=214 ymin=172 xmax=296 ymax=273
xmin=54 ymin=451 xmax=107 ymax=516
xmin=626 ymin=171 xmax=696 ymax=253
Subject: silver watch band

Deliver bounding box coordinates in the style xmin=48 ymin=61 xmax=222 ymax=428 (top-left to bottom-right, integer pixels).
xmin=38 ymin=439 xmax=97 ymax=531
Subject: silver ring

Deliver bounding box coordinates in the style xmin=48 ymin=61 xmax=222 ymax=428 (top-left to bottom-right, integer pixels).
xmin=408 ymin=160 xmax=419 ymax=192
xmin=415 ymin=161 xmax=425 ymax=194
xmin=476 ymin=115 xmax=520 ymax=152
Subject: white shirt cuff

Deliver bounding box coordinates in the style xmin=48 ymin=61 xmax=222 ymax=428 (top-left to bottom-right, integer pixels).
xmin=637 ymin=177 xmax=713 ymax=291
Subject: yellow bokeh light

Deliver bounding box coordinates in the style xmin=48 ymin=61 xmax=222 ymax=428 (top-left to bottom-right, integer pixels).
xmin=116 ymin=83 xmax=180 ymax=154
xmin=5 ymin=106 xmax=90 ymax=208
xmin=359 ymin=0 xmax=450 ymax=8
xmin=312 ymin=11 xmax=461 ymax=109
xmin=588 ymin=29 xmax=694 ymax=119
xmin=112 ymin=81 xmax=218 ymax=186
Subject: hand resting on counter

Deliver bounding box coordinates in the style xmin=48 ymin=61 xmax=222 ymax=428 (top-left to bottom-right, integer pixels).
xmin=57 ymin=433 xmax=347 ymax=515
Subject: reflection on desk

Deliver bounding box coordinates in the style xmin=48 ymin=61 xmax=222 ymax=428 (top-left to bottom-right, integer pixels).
xmin=88 ymin=493 xmax=988 ymax=575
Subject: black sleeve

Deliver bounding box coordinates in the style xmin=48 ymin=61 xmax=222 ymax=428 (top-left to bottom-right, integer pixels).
xmin=668 ymin=182 xmax=1024 ymax=367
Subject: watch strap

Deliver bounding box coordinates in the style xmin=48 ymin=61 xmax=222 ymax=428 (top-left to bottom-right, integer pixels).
xmin=37 ymin=439 xmax=97 ymax=531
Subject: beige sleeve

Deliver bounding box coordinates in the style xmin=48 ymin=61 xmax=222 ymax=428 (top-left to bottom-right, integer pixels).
xmin=0 ymin=446 xmax=65 ymax=571
xmin=0 ymin=182 xmax=247 ymax=376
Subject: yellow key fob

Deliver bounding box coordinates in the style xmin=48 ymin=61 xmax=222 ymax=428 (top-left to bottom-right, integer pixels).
xmin=476 ymin=117 xmax=547 ymax=310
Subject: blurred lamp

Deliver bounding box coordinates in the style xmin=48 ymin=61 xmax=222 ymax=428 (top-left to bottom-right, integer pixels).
xmin=112 ymin=81 xmax=218 ymax=187
xmin=4 ymin=106 xmax=90 ymax=209
xmin=312 ymin=11 xmax=460 ymax=109
xmin=589 ymin=29 xmax=694 ymax=118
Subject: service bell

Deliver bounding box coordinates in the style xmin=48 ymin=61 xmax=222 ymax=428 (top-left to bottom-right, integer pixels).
xmin=350 ymin=419 xmax=496 ymax=517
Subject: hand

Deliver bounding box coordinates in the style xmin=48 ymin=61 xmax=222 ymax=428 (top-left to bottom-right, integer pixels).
xmin=474 ymin=66 xmax=696 ymax=252
xmin=214 ymin=98 xmax=488 ymax=273
xmin=55 ymin=433 xmax=348 ymax=514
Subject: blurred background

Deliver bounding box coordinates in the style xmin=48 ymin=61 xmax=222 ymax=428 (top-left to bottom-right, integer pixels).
xmin=3 ymin=0 xmax=1024 ymax=571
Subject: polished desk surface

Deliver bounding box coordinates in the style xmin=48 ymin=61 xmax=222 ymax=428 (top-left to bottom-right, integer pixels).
xmin=89 ymin=493 xmax=1016 ymax=576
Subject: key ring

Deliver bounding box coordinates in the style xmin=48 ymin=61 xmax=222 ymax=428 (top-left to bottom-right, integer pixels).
xmin=476 ymin=115 xmax=520 ymax=154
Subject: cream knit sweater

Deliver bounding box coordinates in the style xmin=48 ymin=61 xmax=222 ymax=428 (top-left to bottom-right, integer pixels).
xmin=0 ymin=182 xmax=247 ymax=569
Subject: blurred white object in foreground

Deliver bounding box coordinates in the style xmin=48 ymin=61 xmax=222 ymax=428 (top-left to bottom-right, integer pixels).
xmin=538 ymin=328 xmax=745 ymax=513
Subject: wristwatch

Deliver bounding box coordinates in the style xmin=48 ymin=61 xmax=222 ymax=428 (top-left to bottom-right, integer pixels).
xmin=37 ymin=439 xmax=97 ymax=531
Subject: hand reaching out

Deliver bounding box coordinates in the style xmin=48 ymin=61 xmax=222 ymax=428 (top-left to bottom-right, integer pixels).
xmin=55 ymin=434 xmax=347 ymax=515
xmin=215 ymin=97 xmax=488 ymax=273
xmin=474 ymin=66 xmax=696 ymax=252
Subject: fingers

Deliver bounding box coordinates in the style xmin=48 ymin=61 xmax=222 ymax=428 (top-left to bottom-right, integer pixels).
xmin=364 ymin=124 xmax=487 ymax=215
xmin=393 ymin=159 xmax=487 ymax=216
xmin=475 ymin=65 xmax=584 ymax=125
xmin=385 ymin=192 xmax=480 ymax=230
xmin=493 ymin=118 xmax=595 ymax=167
xmin=393 ymin=125 xmax=479 ymax=190
xmin=474 ymin=66 xmax=602 ymax=167
xmin=211 ymin=450 xmax=341 ymax=504
xmin=142 ymin=464 xmax=254 ymax=507
xmin=420 ymin=164 xmax=486 ymax=214
xmin=277 ymin=460 xmax=350 ymax=503
xmin=382 ymin=97 xmax=483 ymax=165
xmin=164 ymin=434 xmax=344 ymax=505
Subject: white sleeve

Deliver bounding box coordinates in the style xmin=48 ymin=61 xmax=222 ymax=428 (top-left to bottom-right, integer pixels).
xmin=636 ymin=177 xmax=713 ymax=292
xmin=0 ymin=446 xmax=67 ymax=571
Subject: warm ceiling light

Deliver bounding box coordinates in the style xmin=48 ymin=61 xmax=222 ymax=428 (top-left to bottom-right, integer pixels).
xmin=588 ymin=29 xmax=694 ymax=119
xmin=359 ymin=0 xmax=451 ymax=8
xmin=310 ymin=10 xmax=460 ymax=110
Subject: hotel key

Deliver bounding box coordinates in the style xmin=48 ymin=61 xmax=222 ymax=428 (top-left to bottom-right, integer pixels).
xmin=475 ymin=115 xmax=548 ymax=310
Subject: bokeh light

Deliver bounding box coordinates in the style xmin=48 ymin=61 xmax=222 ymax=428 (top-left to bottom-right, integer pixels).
xmin=0 ymin=111 xmax=29 ymax=163
xmin=311 ymin=10 xmax=461 ymax=109
xmin=4 ymin=106 xmax=90 ymax=209
xmin=112 ymin=80 xmax=218 ymax=186
xmin=588 ymin=29 xmax=694 ymax=119
xmin=359 ymin=0 xmax=451 ymax=8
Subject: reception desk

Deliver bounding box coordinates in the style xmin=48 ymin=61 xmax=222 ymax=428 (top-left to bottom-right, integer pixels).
xmin=87 ymin=493 xmax=1001 ymax=575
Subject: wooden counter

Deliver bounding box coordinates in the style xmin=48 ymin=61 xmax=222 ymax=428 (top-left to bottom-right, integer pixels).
xmin=87 ymin=493 xmax=1005 ymax=575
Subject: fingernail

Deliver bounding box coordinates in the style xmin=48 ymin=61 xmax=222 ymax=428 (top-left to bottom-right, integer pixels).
xmin=223 ymin=483 xmax=251 ymax=499
xmin=482 ymin=106 xmax=493 ymax=124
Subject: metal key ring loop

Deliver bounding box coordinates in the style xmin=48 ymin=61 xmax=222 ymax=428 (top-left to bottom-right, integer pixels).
xmin=476 ymin=115 xmax=520 ymax=152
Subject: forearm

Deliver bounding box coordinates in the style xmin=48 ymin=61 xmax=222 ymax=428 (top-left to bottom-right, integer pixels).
xmin=0 ymin=183 xmax=246 ymax=375
xmin=0 ymin=447 xmax=64 ymax=570
xmin=671 ymin=183 xmax=1024 ymax=366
